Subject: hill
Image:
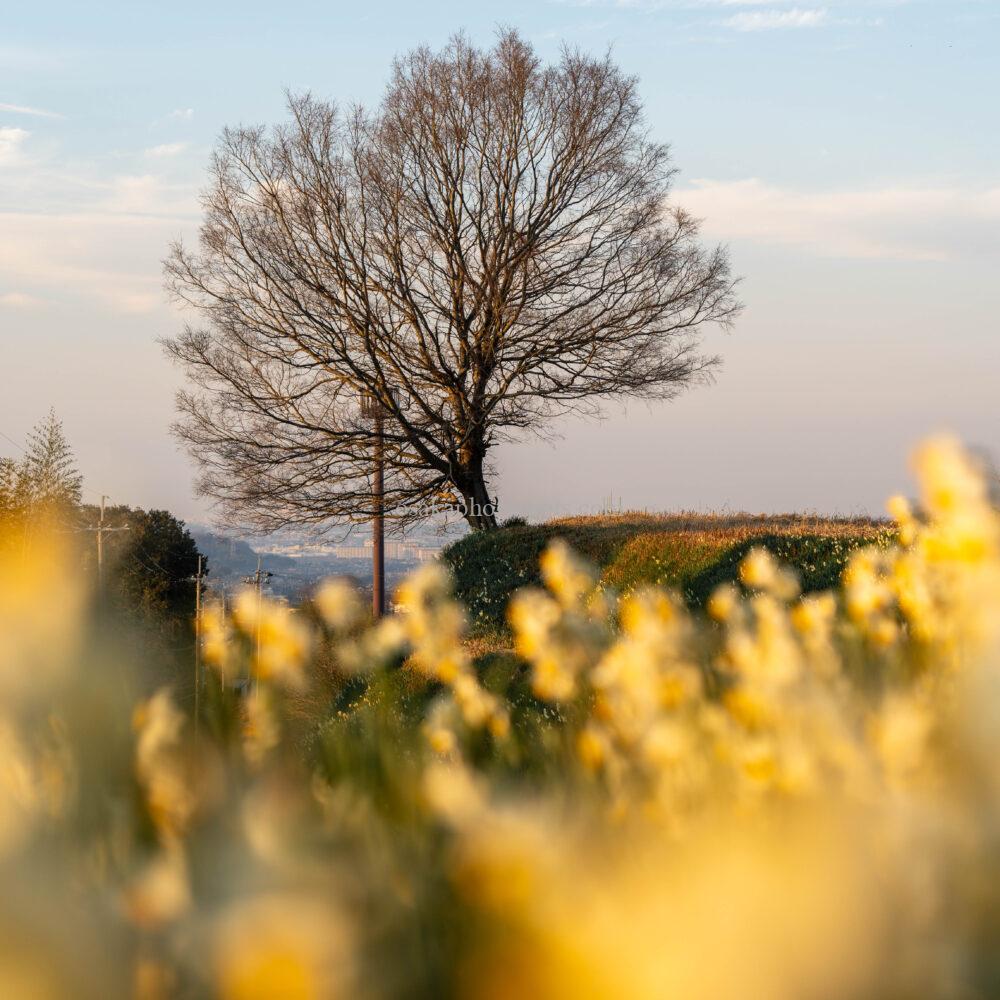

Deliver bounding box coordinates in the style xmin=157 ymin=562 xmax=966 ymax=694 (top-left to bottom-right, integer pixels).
xmin=442 ymin=512 xmax=893 ymax=638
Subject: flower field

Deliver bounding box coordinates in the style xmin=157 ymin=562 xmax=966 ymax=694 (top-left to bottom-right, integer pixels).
xmin=3 ymin=435 xmax=1000 ymax=998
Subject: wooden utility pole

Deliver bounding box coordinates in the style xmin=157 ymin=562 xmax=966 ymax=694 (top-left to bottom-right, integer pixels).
xmin=361 ymin=392 xmax=393 ymax=618
xmin=193 ymin=554 xmax=203 ymax=732
xmin=242 ymin=557 xmax=272 ymax=686
xmin=82 ymin=496 xmax=129 ymax=605
xmin=254 ymin=555 xmax=262 ymax=668
xmin=372 ymin=407 xmax=386 ymax=618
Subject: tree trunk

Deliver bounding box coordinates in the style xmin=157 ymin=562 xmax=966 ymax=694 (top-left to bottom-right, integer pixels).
xmin=458 ymin=460 xmax=499 ymax=531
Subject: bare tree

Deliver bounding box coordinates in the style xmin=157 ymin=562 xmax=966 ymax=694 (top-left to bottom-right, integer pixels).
xmin=164 ymin=31 xmax=740 ymax=531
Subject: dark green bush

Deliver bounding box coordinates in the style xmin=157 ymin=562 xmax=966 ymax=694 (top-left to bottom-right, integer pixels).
xmin=443 ymin=519 xmax=893 ymax=639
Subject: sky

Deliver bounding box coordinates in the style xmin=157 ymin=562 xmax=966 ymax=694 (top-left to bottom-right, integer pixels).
xmin=1 ymin=0 xmax=998 ymax=525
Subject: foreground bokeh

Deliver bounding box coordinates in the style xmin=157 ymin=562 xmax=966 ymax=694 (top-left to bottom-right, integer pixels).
xmin=3 ymin=436 xmax=1000 ymax=999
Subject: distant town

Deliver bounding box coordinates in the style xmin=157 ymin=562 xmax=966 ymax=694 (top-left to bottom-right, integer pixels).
xmin=187 ymin=520 xmax=466 ymax=603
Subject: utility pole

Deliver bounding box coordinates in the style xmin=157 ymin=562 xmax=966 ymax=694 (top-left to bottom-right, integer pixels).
xmin=372 ymin=407 xmax=385 ymax=618
xmin=81 ymin=496 xmax=129 ymax=606
xmin=243 ymin=556 xmax=273 ymax=686
xmin=219 ymin=589 xmax=227 ymax=693
xmin=361 ymin=391 xmax=398 ymax=618
xmin=193 ymin=555 xmax=203 ymax=733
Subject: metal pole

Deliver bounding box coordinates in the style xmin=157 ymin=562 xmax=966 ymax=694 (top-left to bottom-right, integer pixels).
xmin=372 ymin=409 xmax=385 ymax=618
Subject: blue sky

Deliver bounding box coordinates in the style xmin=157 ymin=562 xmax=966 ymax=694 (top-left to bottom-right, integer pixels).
xmin=1 ymin=0 xmax=998 ymax=521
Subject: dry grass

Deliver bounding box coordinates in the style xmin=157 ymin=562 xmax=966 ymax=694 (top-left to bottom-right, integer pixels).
xmin=548 ymin=509 xmax=887 ymax=538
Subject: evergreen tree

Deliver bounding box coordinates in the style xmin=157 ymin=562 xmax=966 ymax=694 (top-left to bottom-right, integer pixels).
xmin=0 ymin=456 xmax=22 ymax=520
xmin=21 ymin=409 xmax=83 ymax=516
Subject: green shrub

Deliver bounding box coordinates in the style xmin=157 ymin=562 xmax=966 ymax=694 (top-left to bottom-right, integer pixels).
xmin=444 ymin=517 xmax=893 ymax=639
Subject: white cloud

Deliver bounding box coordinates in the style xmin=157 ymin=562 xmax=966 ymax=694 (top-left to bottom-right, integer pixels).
xmin=0 ymin=291 xmax=39 ymax=308
xmin=0 ymin=126 xmax=29 ymax=165
xmin=0 ymin=101 xmax=62 ymax=119
xmin=675 ymin=178 xmax=1000 ymax=261
xmin=722 ymin=7 xmax=828 ymax=30
xmin=0 ymin=210 xmax=186 ymax=314
xmin=0 ymin=142 xmax=199 ymax=316
xmin=145 ymin=142 xmax=189 ymax=158
xmin=555 ymin=0 xmax=895 ymax=9
xmin=168 ymin=108 xmax=194 ymax=121
xmin=101 ymin=173 xmax=197 ymax=216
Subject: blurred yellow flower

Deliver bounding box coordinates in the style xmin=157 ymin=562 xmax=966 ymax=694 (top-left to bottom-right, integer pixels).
xmin=214 ymin=894 xmax=352 ymax=1000
xmin=313 ymin=577 xmax=364 ymax=632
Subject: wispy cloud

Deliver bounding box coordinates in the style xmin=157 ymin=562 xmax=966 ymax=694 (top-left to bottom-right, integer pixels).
xmin=0 ymin=209 xmax=190 ymax=314
xmin=0 ymin=101 xmax=62 ymax=119
xmin=145 ymin=141 xmax=189 ymax=158
xmin=0 ymin=291 xmax=39 ymax=309
xmin=676 ymin=178 xmax=1000 ymax=261
xmin=721 ymin=7 xmax=828 ymax=30
xmin=0 ymin=133 xmax=199 ymax=315
xmin=0 ymin=126 xmax=30 ymax=165
xmin=168 ymin=108 xmax=194 ymax=121
xmin=554 ymin=0 xmax=897 ymax=9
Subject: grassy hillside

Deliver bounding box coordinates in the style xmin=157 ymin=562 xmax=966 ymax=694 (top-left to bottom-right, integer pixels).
xmin=443 ymin=512 xmax=893 ymax=638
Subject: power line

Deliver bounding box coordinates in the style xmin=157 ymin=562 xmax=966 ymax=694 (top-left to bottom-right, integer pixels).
xmin=1 ymin=426 xmax=110 ymax=504
xmin=77 ymin=495 xmax=129 ymax=599
xmin=0 ymin=428 xmax=26 ymax=454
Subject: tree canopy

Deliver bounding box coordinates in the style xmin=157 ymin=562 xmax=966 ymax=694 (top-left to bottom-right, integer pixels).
xmin=80 ymin=504 xmax=205 ymax=627
xmin=165 ymin=31 xmax=740 ymax=530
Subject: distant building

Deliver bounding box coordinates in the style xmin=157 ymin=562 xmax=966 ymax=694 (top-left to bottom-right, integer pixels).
xmin=328 ymin=539 xmax=439 ymax=561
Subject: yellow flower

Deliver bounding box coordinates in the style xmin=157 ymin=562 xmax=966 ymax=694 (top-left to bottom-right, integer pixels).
xmin=619 ymin=589 xmax=675 ymax=636
xmin=395 ymin=561 xmax=453 ymax=614
xmin=424 ymin=699 xmax=460 ymax=756
xmin=133 ymin=689 xmax=196 ymax=838
xmin=790 ymin=593 xmax=836 ymax=638
xmin=510 ymin=587 xmax=604 ymax=703
xmin=0 ymin=527 xmax=86 ymax=702
xmin=450 ymin=810 xmax=554 ymax=913
xmin=912 ymin=434 xmax=988 ymax=519
xmin=200 ymin=601 xmax=233 ymax=675
xmin=642 ymin=719 xmax=693 ymax=768
xmin=540 ymin=539 xmax=597 ymax=609
xmin=868 ymin=616 xmax=899 ymax=650
xmin=707 ymin=583 xmax=740 ymax=623
xmin=395 ymin=564 xmax=472 ymax=682
xmin=532 ymin=655 xmax=578 ymax=702
xmin=313 ymin=577 xmax=364 ymax=632
xmin=214 ymin=894 xmax=352 ymax=1000
xmin=423 ymin=760 xmax=486 ymax=825
xmin=0 ymin=715 xmax=39 ymax=857
xmin=871 ymin=693 xmax=933 ymax=784
xmin=122 ymin=846 xmax=190 ymax=929
xmin=739 ymin=548 xmax=799 ymax=601
xmin=724 ymin=686 xmax=775 ymax=732
xmin=488 ymin=708 xmax=511 ymax=740
xmin=338 ymin=615 xmax=408 ymax=674
xmin=452 ymin=670 xmax=498 ymax=728
xmin=427 ymin=727 xmax=458 ymax=756
xmin=886 ymin=494 xmax=917 ymax=546
xmin=233 ymin=590 xmax=313 ymax=689
xmin=577 ymin=725 xmax=610 ymax=771
xmin=243 ymin=688 xmax=281 ymax=765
